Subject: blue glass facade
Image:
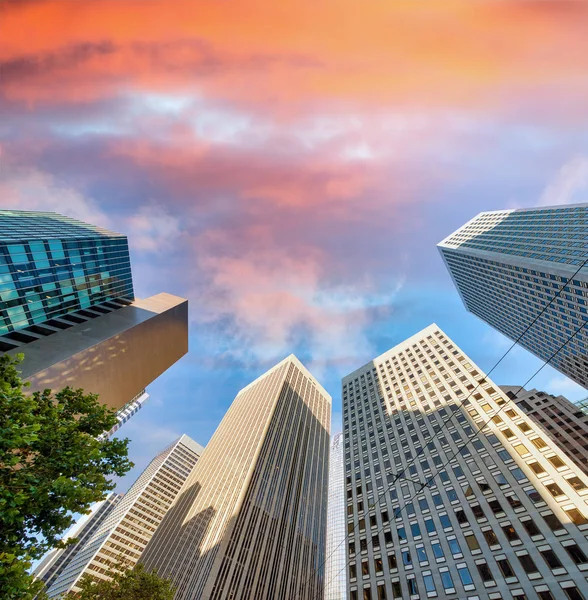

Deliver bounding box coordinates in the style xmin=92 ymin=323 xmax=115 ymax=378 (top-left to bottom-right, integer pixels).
xmin=0 ymin=210 xmax=134 ymax=335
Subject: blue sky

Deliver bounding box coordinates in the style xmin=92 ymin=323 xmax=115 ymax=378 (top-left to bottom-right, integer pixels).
xmin=1 ymin=0 xmax=588 ymax=492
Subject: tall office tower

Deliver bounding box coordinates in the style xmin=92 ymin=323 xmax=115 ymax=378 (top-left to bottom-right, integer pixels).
xmin=325 ymin=432 xmax=347 ymax=600
xmin=141 ymin=355 xmax=331 ymax=600
xmin=500 ymin=386 xmax=588 ymax=476
xmin=46 ymin=434 xmax=203 ymax=598
xmin=438 ymin=204 xmax=588 ymax=388
xmin=0 ymin=210 xmax=188 ymax=412
xmin=101 ymin=390 xmax=150 ymax=438
xmin=343 ymin=324 xmax=588 ymax=600
xmin=33 ymin=493 xmax=123 ymax=591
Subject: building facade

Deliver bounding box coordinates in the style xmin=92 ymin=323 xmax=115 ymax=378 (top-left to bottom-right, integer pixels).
xmin=46 ymin=435 xmax=204 ymax=598
xmin=438 ymin=204 xmax=588 ymax=388
xmin=33 ymin=493 xmax=123 ymax=592
xmin=0 ymin=209 xmax=133 ymax=339
xmin=500 ymin=386 xmax=588 ymax=476
xmin=0 ymin=210 xmax=188 ymax=413
xmin=141 ymin=355 xmax=331 ymax=600
xmin=325 ymin=432 xmax=347 ymax=600
xmin=343 ymin=324 xmax=588 ymax=600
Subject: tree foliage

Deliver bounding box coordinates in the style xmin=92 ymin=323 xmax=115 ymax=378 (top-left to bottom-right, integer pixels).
xmin=69 ymin=563 xmax=175 ymax=600
xmin=0 ymin=354 xmax=133 ymax=599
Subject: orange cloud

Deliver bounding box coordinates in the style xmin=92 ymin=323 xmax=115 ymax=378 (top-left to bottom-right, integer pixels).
xmin=2 ymin=0 xmax=587 ymax=118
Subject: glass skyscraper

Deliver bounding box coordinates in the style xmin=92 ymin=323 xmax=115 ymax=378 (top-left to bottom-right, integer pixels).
xmin=438 ymin=203 xmax=588 ymax=388
xmin=343 ymin=324 xmax=588 ymax=600
xmin=0 ymin=210 xmax=133 ymax=338
xmin=0 ymin=210 xmax=188 ymax=413
xmin=141 ymin=355 xmax=331 ymax=600
xmin=325 ymin=432 xmax=347 ymax=600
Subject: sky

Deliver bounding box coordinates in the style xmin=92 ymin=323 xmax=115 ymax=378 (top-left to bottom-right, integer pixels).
xmin=2 ymin=0 xmax=588 ymax=491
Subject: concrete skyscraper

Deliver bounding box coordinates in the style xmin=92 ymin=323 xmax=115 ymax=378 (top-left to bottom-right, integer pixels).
xmin=438 ymin=204 xmax=588 ymax=388
xmin=46 ymin=435 xmax=203 ymax=597
xmin=0 ymin=210 xmax=188 ymax=413
xmin=33 ymin=493 xmax=122 ymax=591
xmin=500 ymin=386 xmax=588 ymax=476
xmin=325 ymin=432 xmax=347 ymax=600
xmin=141 ymin=355 xmax=331 ymax=600
xmin=343 ymin=324 xmax=588 ymax=600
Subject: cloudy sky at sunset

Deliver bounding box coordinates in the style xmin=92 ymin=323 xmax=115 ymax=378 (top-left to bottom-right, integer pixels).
xmin=2 ymin=0 xmax=588 ymax=487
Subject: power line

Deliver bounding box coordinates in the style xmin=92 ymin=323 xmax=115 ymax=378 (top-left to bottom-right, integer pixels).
xmin=298 ymin=257 xmax=588 ymax=598
xmin=315 ymin=315 xmax=588 ymax=600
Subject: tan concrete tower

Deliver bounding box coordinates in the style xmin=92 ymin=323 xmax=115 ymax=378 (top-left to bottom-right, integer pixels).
xmin=141 ymin=355 xmax=331 ymax=600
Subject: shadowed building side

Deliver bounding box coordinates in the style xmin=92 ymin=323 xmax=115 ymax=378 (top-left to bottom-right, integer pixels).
xmin=140 ymin=355 xmax=331 ymax=600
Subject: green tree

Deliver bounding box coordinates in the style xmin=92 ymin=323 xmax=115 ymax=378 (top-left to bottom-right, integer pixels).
xmin=0 ymin=354 xmax=133 ymax=600
xmin=69 ymin=563 xmax=175 ymax=600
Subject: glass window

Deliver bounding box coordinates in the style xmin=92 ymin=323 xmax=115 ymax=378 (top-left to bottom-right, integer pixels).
xmin=465 ymin=533 xmax=480 ymax=551
xmin=416 ymin=546 xmax=428 ymax=563
xmin=545 ymin=482 xmax=564 ymax=497
xmin=402 ymin=550 xmax=412 ymax=566
xmin=397 ymin=527 xmax=406 ymax=541
xmin=567 ymin=477 xmax=587 ymax=492
xmin=431 ymin=541 xmax=444 ymax=559
xmin=531 ymin=437 xmax=548 ymax=450
xmin=423 ymin=574 xmax=436 ymax=593
xmin=457 ymin=565 xmax=474 ymax=585
xmin=521 ymin=519 xmax=541 ymax=537
xmin=391 ymin=582 xmax=402 ymax=597
xmin=547 ymin=455 xmax=566 ymax=469
xmin=540 ymin=549 xmax=563 ymax=570
xmin=362 ymin=560 xmax=369 ymax=576
xmin=448 ymin=539 xmax=461 ymax=556
xmin=377 ymin=584 xmax=386 ymax=600
xmin=407 ymin=579 xmax=418 ymax=595
xmin=440 ymin=570 xmax=454 ymax=590
xmin=518 ymin=553 xmax=539 ymax=574
xmin=439 ymin=514 xmax=452 ymax=529
xmin=502 ymin=524 xmax=520 ymax=542
xmin=455 ymin=510 xmax=468 ymax=525
xmin=565 ymin=508 xmax=588 ymax=526
xmin=542 ymin=512 xmax=563 ymax=531
xmin=350 ymin=564 xmax=357 ymax=579
xmin=363 ymin=589 xmax=372 ymax=600
xmin=497 ymin=557 xmax=515 ymax=578
xmin=564 ymin=543 xmax=588 ymax=565
xmin=425 ymin=518 xmax=436 ymax=534
xmin=483 ymin=529 xmax=499 ymax=546
xmin=476 ymin=562 xmax=493 ymax=582
xmin=563 ymin=587 xmax=585 ymax=600
xmin=529 ymin=461 xmax=546 ymax=475
xmin=388 ymin=553 xmax=397 ymax=570
xmin=511 ymin=468 xmax=527 ymax=481
xmin=411 ymin=522 xmax=421 ymax=537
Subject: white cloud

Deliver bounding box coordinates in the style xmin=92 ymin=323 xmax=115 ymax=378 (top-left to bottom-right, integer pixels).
xmin=126 ymin=203 xmax=182 ymax=253
xmin=542 ymin=375 xmax=587 ymax=402
xmin=539 ymin=155 xmax=588 ymax=207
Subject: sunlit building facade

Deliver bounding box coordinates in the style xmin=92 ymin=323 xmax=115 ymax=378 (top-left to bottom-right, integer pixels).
xmin=325 ymin=432 xmax=347 ymax=600
xmin=438 ymin=204 xmax=588 ymax=388
xmin=343 ymin=324 xmax=588 ymax=600
xmin=46 ymin=435 xmax=203 ymax=598
xmin=141 ymin=355 xmax=331 ymax=600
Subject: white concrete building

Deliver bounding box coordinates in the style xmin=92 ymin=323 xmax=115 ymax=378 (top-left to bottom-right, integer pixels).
xmin=343 ymin=324 xmax=588 ymax=600
xmin=46 ymin=434 xmax=203 ymax=597
xmin=438 ymin=204 xmax=588 ymax=388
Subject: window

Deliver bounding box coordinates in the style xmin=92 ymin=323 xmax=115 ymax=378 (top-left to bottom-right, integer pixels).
xmin=529 ymin=461 xmax=546 ymax=475
xmin=455 ymin=510 xmax=468 ymax=525
xmin=374 ymin=557 xmax=383 ymax=573
xmin=563 ymin=587 xmax=585 ymax=600
xmin=362 ymin=560 xmax=370 ymax=576
xmin=388 ymin=553 xmax=397 ymax=570
xmin=564 ymin=543 xmax=587 ymax=565
xmin=521 ymin=519 xmax=541 ymax=537
xmin=402 ymin=550 xmax=412 ymax=566
xmin=423 ymin=573 xmax=436 ymax=593
xmin=431 ymin=541 xmax=444 ymax=559
xmin=542 ymin=512 xmax=563 ymax=531
xmin=539 ymin=549 xmax=563 ymax=570
xmin=537 ymin=592 xmax=555 ymax=600
xmin=565 ymin=507 xmax=588 ymax=525
xmin=483 ymin=529 xmax=499 ymax=546
xmin=464 ymin=533 xmax=480 ymax=551
xmin=440 ymin=570 xmax=454 ymax=590
xmin=566 ymin=477 xmax=587 ymax=492
xmin=506 ymin=493 xmax=523 ymax=509
xmin=398 ymin=527 xmax=406 ymax=541
xmin=439 ymin=514 xmax=452 ymax=529
xmin=457 ymin=565 xmax=474 ymax=585
xmin=416 ymin=546 xmax=428 ymax=563
xmin=488 ymin=499 xmax=503 ymax=514
xmin=471 ymin=504 xmax=485 ymax=520
xmin=496 ymin=557 xmax=515 ymax=578
xmin=410 ymin=522 xmax=421 ymax=537
xmin=545 ymin=482 xmax=564 ymax=497
xmin=407 ymin=579 xmax=418 ymax=595
xmin=518 ymin=553 xmax=539 ymax=574
xmin=531 ymin=437 xmax=548 ymax=450
xmin=350 ymin=564 xmax=357 ymax=579
xmin=425 ymin=518 xmax=436 ymax=534
xmin=363 ymin=589 xmax=372 ymax=600
xmin=502 ymin=523 xmax=520 ymax=542
xmin=511 ymin=468 xmax=527 ymax=481
xmin=476 ymin=562 xmax=493 ymax=582
xmin=448 ymin=539 xmax=462 ymax=556
xmin=391 ymin=581 xmax=402 ymax=597
xmin=525 ymin=488 xmax=543 ymax=504
xmin=547 ymin=455 xmax=565 ymax=469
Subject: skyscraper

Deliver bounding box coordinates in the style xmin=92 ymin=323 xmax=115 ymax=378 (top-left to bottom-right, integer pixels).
xmin=141 ymin=355 xmax=331 ymax=600
xmin=500 ymin=386 xmax=588 ymax=476
xmin=33 ymin=493 xmax=123 ymax=591
xmin=45 ymin=434 xmax=203 ymax=598
xmin=343 ymin=324 xmax=588 ymax=600
xmin=438 ymin=204 xmax=588 ymax=388
xmin=325 ymin=433 xmax=347 ymax=600
xmin=0 ymin=210 xmax=188 ymax=412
